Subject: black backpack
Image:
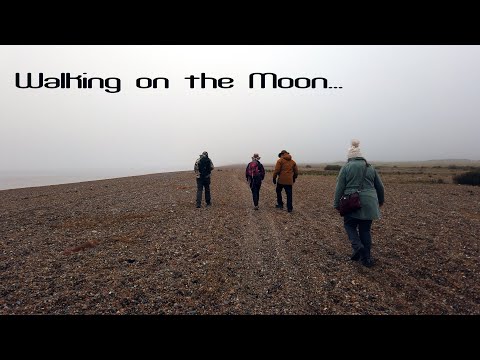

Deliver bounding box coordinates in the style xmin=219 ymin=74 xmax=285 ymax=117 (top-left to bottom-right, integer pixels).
xmin=198 ymin=156 xmax=211 ymax=177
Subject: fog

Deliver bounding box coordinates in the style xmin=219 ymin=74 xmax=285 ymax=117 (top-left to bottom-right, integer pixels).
xmin=1 ymin=45 xmax=479 ymax=178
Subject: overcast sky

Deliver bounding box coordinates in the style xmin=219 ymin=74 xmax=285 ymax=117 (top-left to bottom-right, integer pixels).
xmin=1 ymin=45 xmax=479 ymax=174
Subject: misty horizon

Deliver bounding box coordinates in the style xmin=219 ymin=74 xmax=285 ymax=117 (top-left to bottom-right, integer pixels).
xmin=2 ymin=156 xmax=479 ymax=173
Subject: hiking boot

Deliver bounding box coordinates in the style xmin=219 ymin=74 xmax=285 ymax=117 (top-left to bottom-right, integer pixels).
xmin=287 ymin=209 xmax=293 ymax=213
xmin=206 ymin=203 xmax=211 ymax=207
xmin=254 ymin=205 xmax=259 ymax=210
xmin=196 ymin=204 xmax=201 ymax=208
xmin=361 ymin=257 xmax=375 ymax=268
xmin=275 ymin=204 xmax=284 ymax=209
xmin=350 ymin=249 xmax=363 ymax=261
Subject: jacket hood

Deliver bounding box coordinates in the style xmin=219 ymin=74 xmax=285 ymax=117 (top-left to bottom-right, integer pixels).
xmin=283 ymin=154 xmax=292 ymax=161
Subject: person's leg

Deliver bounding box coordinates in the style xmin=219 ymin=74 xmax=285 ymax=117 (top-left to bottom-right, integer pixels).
xmin=196 ymin=178 xmax=203 ymax=207
xmin=249 ymin=179 xmax=256 ymax=206
xmin=285 ymin=185 xmax=293 ymax=212
xmin=343 ymin=216 xmax=364 ymax=259
xmin=358 ymin=220 xmax=372 ymax=256
xmin=256 ymin=182 xmax=261 ymax=207
xmin=276 ymin=183 xmax=284 ymax=208
xmin=250 ymin=183 xmax=257 ymax=207
xmin=359 ymin=220 xmax=373 ymax=266
xmin=252 ymin=184 xmax=260 ymax=207
xmin=204 ymin=177 xmax=211 ymax=205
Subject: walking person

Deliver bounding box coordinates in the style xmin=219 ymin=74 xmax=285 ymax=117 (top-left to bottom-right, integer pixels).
xmin=334 ymin=140 xmax=385 ymax=268
xmin=194 ymin=151 xmax=214 ymax=208
xmin=273 ymin=150 xmax=298 ymax=213
xmin=245 ymin=153 xmax=265 ymax=210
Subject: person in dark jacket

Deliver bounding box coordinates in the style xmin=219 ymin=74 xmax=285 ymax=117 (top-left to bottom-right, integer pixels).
xmin=194 ymin=151 xmax=214 ymax=208
xmin=273 ymin=150 xmax=299 ymax=213
xmin=334 ymin=140 xmax=385 ymax=268
xmin=245 ymin=153 xmax=266 ymax=210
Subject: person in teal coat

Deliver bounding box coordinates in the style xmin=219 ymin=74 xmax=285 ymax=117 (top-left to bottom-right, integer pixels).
xmin=334 ymin=139 xmax=385 ymax=268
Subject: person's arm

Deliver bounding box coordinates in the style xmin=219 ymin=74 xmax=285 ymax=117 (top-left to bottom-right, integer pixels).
xmin=293 ymin=162 xmax=299 ymax=182
xmin=210 ymin=159 xmax=214 ymax=171
xmin=333 ymin=166 xmax=347 ymax=209
xmin=194 ymin=158 xmax=199 ymax=175
xmin=245 ymin=163 xmax=250 ymax=181
xmin=259 ymin=163 xmax=265 ymax=180
xmin=273 ymin=160 xmax=281 ymax=178
xmin=374 ymin=169 xmax=385 ymax=206
xmin=273 ymin=159 xmax=282 ymax=183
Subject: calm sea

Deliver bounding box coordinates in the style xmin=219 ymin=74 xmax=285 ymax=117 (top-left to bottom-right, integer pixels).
xmin=0 ymin=168 xmax=188 ymax=191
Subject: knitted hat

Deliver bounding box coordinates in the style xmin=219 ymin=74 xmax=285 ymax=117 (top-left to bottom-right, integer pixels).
xmin=202 ymin=151 xmax=208 ymax=157
xmin=347 ymin=139 xmax=362 ymax=158
xmin=252 ymin=153 xmax=261 ymax=161
xmin=278 ymin=150 xmax=288 ymax=158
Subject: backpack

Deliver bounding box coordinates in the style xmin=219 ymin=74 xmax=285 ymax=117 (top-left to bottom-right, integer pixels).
xmin=247 ymin=161 xmax=261 ymax=179
xmin=198 ymin=156 xmax=211 ymax=177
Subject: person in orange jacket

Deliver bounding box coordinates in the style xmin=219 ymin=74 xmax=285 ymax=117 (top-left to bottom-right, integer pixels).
xmin=273 ymin=150 xmax=299 ymax=213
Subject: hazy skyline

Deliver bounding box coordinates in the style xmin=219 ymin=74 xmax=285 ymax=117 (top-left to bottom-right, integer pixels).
xmin=2 ymin=45 xmax=479 ymax=175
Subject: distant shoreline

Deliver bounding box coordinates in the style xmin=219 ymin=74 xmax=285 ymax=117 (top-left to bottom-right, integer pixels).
xmin=2 ymin=159 xmax=479 ymax=191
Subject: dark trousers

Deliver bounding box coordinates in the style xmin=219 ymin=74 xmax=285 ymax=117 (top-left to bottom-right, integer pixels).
xmin=276 ymin=183 xmax=293 ymax=211
xmin=343 ymin=215 xmax=372 ymax=259
xmin=196 ymin=177 xmax=211 ymax=206
xmin=250 ymin=182 xmax=261 ymax=206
